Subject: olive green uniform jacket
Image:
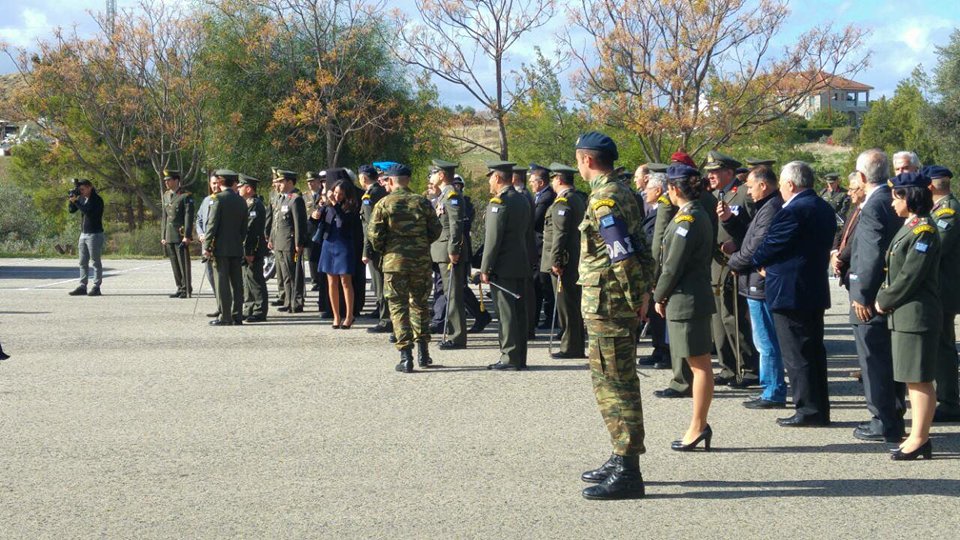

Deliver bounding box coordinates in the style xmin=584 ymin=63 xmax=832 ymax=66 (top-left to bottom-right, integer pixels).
xmin=876 ymin=216 xmax=942 ymax=332
xmin=162 ymin=188 xmax=195 ymax=242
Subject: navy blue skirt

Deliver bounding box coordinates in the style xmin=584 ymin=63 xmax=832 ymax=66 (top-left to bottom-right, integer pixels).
xmin=319 ymin=236 xmax=355 ymax=275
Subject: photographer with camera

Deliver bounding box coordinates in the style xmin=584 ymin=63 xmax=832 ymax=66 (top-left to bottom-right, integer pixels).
xmin=67 ymin=179 xmax=105 ymax=296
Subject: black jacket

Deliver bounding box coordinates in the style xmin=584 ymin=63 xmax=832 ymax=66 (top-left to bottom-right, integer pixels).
xmin=848 ymin=185 xmax=903 ymax=325
xmin=68 ymin=191 xmax=104 ymax=234
xmin=725 ymin=191 xmax=783 ymax=299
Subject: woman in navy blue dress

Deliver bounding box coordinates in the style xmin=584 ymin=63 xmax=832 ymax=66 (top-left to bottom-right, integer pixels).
xmin=319 ymin=180 xmax=361 ymax=328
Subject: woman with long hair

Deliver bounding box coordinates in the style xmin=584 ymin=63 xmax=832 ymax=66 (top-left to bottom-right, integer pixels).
xmin=318 ymin=178 xmax=362 ymax=329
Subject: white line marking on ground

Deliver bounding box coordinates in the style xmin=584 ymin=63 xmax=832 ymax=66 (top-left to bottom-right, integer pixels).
xmin=13 ymin=262 xmax=167 ymax=291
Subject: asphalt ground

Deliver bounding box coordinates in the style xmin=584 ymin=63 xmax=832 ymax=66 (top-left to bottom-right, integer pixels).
xmin=1 ymin=257 xmax=959 ymax=538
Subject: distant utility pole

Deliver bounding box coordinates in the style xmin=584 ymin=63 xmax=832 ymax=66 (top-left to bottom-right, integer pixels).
xmin=106 ymin=0 xmax=117 ymax=36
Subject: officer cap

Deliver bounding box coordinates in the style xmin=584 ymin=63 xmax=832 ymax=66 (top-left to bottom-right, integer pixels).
xmin=238 ymin=174 xmax=259 ymax=187
xmin=548 ymin=162 xmax=577 ymax=175
xmin=889 ymin=171 xmax=930 ymax=190
xmin=667 ymin=164 xmax=700 ymax=180
xmin=384 ymin=163 xmax=412 ymax=177
xmin=430 ymin=159 xmax=459 ymax=173
xmin=703 ymin=151 xmax=741 ymax=171
xmin=358 ymin=164 xmax=377 ymax=177
xmin=575 ymin=131 xmax=619 ymax=161
xmin=274 ymin=169 xmax=297 ymax=182
xmin=305 ymin=171 xmax=322 ymax=181
xmin=646 ymin=163 xmax=669 ymax=173
xmin=485 ymin=161 xmax=517 ymax=176
xmin=735 ymin=167 xmax=749 ymax=175
xmin=922 ymin=165 xmax=953 ymax=180
xmin=824 ymin=172 xmax=840 ymax=181
xmin=528 ymin=162 xmax=550 ymax=175
xmin=512 ymin=165 xmax=528 ymax=175
xmin=746 ymin=158 xmax=776 ymax=168
xmin=670 ymin=151 xmax=696 ymax=168
xmin=214 ymin=169 xmax=239 ymax=180
xmin=163 ymin=169 xmax=181 ymax=180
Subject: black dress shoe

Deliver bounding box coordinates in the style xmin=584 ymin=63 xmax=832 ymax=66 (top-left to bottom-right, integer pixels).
xmin=487 ymin=362 xmax=520 ymax=371
xmin=743 ymin=399 xmax=787 ymax=410
xmin=637 ymin=355 xmax=659 ymax=366
xmin=69 ymin=286 xmax=88 ymax=296
xmin=388 ymin=334 xmax=397 ymax=343
xmin=209 ymin=319 xmax=232 ymax=326
xmin=654 ymin=388 xmax=691 ymax=398
xmin=714 ymin=374 xmax=736 ymax=386
xmin=278 ymin=306 xmax=290 ymax=312
xmin=852 ymin=425 xmax=885 ymax=441
xmin=88 ymin=286 xmax=101 ymax=296
xmin=671 ymin=425 xmax=713 ymax=451
xmin=468 ymin=312 xmax=492 ymax=333
xmin=581 ymin=454 xmax=618 ymax=484
xmin=438 ymin=341 xmax=466 ymax=350
xmin=367 ymin=323 xmax=393 ymax=334
xmin=271 ymin=300 xmax=284 ymax=306
xmin=0 ymin=347 xmax=9 ymax=361
xmin=653 ymin=359 xmax=671 ymax=369
xmin=319 ymin=311 xmax=334 ymax=319
xmin=551 ymin=351 xmax=586 ymax=359
xmin=291 ymin=307 xmax=303 ymax=313
xmin=890 ymin=439 xmax=933 ymax=461
xmin=728 ymin=377 xmax=761 ymax=389
xmin=168 ymin=291 xmax=183 ymax=298
xmin=429 ymin=323 xmax=444 ymax=334
xmin=933 ymin=408 xmax=960 ymax=423
xmin=245 ymin=315 xmax=266 ymax=323
xmin=206 ymin=311 xmax=221 ymax=318
xmin=581 ymin=455 xmax=645 ymax=500
xmin=776 ymin=414 xmax=830 ymax=427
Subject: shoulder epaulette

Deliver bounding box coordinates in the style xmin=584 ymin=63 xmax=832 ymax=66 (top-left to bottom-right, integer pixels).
xmin=447 ymin=191 xmax=458 ymax=199
xmin=592 ymin=198 xmax=615 ymax=210
xmin=362 ymin=193 xmax=371 ymax=200
xmin=934 ymin=207 xmax=956 ymax=218
xmin=210 ymin=193 xmax=218 ymax=200
xmin=675 ymin=214 xmax=695 ymax=223
xmin=490 ymin=197 xmax=502 ymax=204
xmin=913 ymin=224 xmax=936 ymax=235
xmin=657 ymin=195 xmax=670 ymax=206
xmin=555 ymin=196 xmax=568 ymax=204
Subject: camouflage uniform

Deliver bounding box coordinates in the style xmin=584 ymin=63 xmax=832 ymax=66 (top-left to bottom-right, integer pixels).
xmin=578 ymin=173 xmax=653 ymax=456
xmin=368 ymin=186 xmax=442 ymax=350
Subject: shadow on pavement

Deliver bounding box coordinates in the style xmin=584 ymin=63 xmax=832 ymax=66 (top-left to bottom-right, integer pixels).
xmin=0 ymin=266 xmax=113 ymax=279
xmin=645 ymin=477 xmax=960 ymax=499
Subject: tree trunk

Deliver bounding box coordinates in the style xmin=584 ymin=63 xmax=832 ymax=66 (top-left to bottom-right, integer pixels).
xmin=126 ymin=195 xmax=136 ymax=232
xmin=497 ymin=112 xmax=509 ymax=160
xmin=137 ymin=196 xmax=145 ymax=226
xmin=326 ymin=120 xmax=337 ymax=167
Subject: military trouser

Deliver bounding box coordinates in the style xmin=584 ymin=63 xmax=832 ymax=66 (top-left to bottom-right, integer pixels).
xmin=535 ymin=270 xmax=554 ymax=327
xmin=165 ymin=242 xmax=191 ymax=294
xmin=243 ymin=255 xmax=269 ymax=318
xmin=274 ymin=251 xmax=286 ymax=304
xmin=384 ymin=271 xmax=432 ymax=351
xmin=587 ymin=317 xmax=645 ymax=456
xmin=303 ymin=241 xmax=319 ymax=285
xmin=523 ymin=275 xmax=536 ymax=336
xmin=553 ymin=273 xmax=584 ymax=356
xmin=492 ymin=277 xmax=528 ymax=366
xmin=213 ymin=256 xmax=243 ymax=323
xmin=440 ymin=260 xmax=468 ymax=345
xmin=711 ymin=265 xmax=758 ymax=380
xmin=369 ymin=257 xmax=390 ymax=324
xmin=936 ymin=310 xmax=960 ymax=413
xmin=276 ymin=249 xmax=304 ymax=310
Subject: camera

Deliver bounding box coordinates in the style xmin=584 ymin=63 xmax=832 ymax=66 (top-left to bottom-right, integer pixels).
xmin=67 ymin=178 xmax=81 ymax=199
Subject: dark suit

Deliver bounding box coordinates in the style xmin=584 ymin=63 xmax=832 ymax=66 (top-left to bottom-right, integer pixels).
xmin=848 ymin=185 xmax=906 ymax=439
xmin=753 ymin=189 xmax=836 ymax=422
xmin=532 ymin=186 xmax=557 ymax=327
xmin=203 ymin=189 xmax=249 ymax=323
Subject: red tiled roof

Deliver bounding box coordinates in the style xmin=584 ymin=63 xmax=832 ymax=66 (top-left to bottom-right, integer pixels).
xmin=782 ymin=71 xmax=873 ymax=92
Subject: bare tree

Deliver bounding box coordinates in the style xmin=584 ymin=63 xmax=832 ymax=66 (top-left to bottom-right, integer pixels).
xmin=563 ymin=0 xmax=870 ymax=162
xmin=393 ymin=0 xmax=558 ymax=159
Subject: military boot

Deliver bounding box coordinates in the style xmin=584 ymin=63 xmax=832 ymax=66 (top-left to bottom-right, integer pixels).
xmin=580 ymin=454 xmax=618 ymax=484
xmin=395 ymin=348 xmax=414 ymax=373
xmin=417 ymin=341 xmax=433 ymax=368
xmin=581 ymin=455 xmax=645 ymax=500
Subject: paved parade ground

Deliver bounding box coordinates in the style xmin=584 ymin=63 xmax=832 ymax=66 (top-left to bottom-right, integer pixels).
xmin=1 ymin=257 xmax=959 ymax=538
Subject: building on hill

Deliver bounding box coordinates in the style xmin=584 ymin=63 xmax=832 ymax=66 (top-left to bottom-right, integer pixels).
xmin=784 ymin=71 xmax=874 ymax=126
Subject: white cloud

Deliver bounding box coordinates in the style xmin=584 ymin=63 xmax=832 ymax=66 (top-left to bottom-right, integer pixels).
xmin=0 ymin=8 xmax=53 ymax=48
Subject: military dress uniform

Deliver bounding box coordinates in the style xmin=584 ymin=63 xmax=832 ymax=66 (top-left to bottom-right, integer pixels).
xmin=203 ymin=171 xmax=249 ymax=325
xmin=360 ymin=171 xmax=390 ymax=330
xmin=481 ymin=164 xmax=532 ymax=369
xmin=431 ymin=169 xmax=468 ymax=348
xmin=270 ymin=171 xmax=308 ymax=312
xmin=265 ymin=184 xmax=287 ymax=306
xmin=367 ymin=167 xmax=442 ymax=372
xmin=540 ymin=176 xmax=586 ymax=358
xmin=819 ymin=175 xmax=850 ymax=218
xmin=241 ymin=177 xmax=269 ymax=322
xmin=161 ymin=174 xmax=195 ymax=297
xmin=876 ymin=214 xmax=942 ymax=383
xmin=928 ymin=170 xmax=960 ymax=417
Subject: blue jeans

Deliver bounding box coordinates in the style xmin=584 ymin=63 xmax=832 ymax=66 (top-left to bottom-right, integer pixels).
xmin=748 ymin=298 xmax=787 ymax=402
xmin=78 ymin=232 xmax=104 ymax=287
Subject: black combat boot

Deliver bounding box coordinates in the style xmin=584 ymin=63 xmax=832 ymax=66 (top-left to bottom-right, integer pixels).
xmin=581 ymin=455 xmax=645 ymax=500
xmin=580 ymin=454 xmax=618 ymax=484
xmin=417 ymin=341 xmax=433 ymax=368
xmin=395 ymin=348 xmax=414 ymax=373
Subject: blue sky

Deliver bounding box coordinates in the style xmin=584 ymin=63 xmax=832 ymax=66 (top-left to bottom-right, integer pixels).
xmin=2 ymin=0 xmax=958 ymax=105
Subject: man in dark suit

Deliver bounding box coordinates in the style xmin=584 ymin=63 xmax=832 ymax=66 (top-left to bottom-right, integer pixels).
xmin=203 ymin=170 xmax=249 ymax=326
xmin=847 ymin=149 xmax=906 ymax=442
xmin=830 ymin=172 xmax=865 ymax=288
xmin=753 ymin=161 xmax=837 ymax=426
xmin=529 ymin=163 xmax=557 ymax=329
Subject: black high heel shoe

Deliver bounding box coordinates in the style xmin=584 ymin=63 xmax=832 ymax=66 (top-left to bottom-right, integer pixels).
xmin=890 ymin=439 xmax=932 ymax=461
xmin=671 ymin=424 xmax=712 ymax=452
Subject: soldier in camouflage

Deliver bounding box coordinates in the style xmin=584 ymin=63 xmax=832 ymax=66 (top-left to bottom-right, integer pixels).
xmin=367 ymin=163 xmax=442 ymax=373
xmin=574 ymin=132 xmax=653 ymax=501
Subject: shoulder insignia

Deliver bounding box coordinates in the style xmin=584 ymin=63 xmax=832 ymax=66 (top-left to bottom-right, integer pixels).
xmin=934 ymin=207 xmax=956 ymax=218
xmin=674 ymin=214 xmax=695 ymax=223
xmin=362 ymin=194 xmax=371 ymax=200
xmin=592 ymin=198 xmax=615 ymax=210
xmin=657 ymin=195 xmax=671 ymax=206
xmin=447 ymin=191 xmax=458 ymax=199
xmin=210 ymin=193 xmax=218 ymax=200
xmin=489 ymin=197 xmax=502 ymax=204
xmin=913 ymin=224 xmax=936 ymax=235
xmin=555 ymin=197 xmax=568 ymax=204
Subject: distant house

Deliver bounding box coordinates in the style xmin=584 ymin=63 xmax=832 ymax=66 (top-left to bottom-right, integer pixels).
xmin=786 ymin=72 xmax=874 ymax=126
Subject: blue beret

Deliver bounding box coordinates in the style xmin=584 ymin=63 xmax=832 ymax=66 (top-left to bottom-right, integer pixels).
xmin=575 ymin=131 xmax=619 ymax=161
xmin=358 ymin=164 xmax=377 ymax=176
xmin=372 ymin=161 xmax=398 ymax=173
xmin=922 ymin=165 xmax=953 ymax=179
xmin=384 ymin=163 xmax=412 ymax=177
xmin=889 ymin=171 xmax=930 ymax=189
xmin=666 ymin=164 xmax=700 ymax=180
